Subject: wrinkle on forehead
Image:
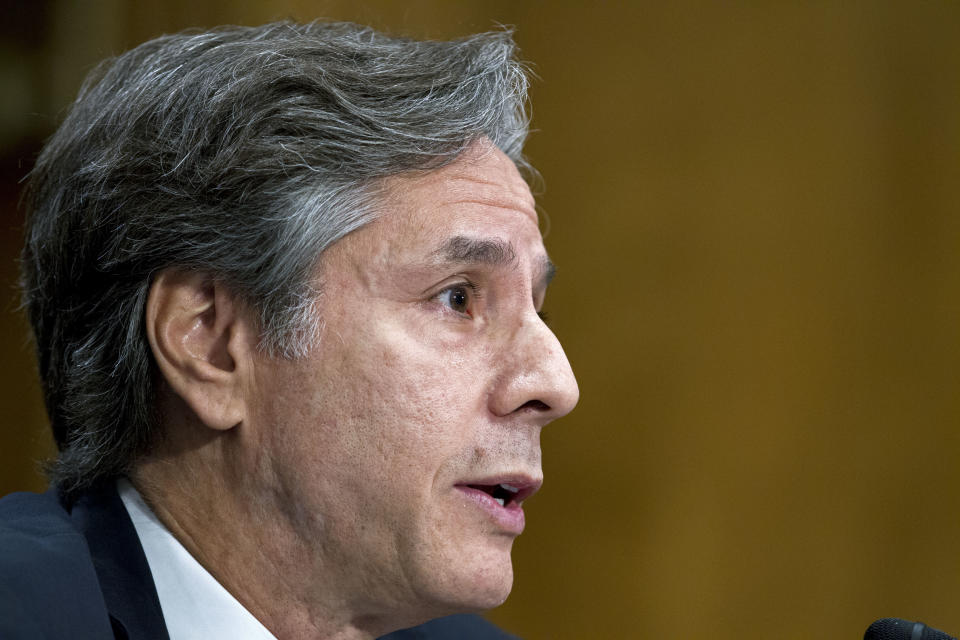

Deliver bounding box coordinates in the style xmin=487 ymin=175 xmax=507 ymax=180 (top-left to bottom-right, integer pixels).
xmin=381 ymin=140 xmax=538 ymax=225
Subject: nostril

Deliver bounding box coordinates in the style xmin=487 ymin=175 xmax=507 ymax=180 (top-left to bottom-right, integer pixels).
xmin=517 ymin=399 xmax=550 ymax=412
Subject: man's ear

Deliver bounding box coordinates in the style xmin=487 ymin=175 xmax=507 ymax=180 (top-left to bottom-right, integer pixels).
xmin=146 ymin=269 xmax=255 ymax=431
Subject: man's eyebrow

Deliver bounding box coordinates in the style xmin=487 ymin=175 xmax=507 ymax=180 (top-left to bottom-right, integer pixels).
xmin=433 ymin=235 xmax=557 ymax=288
xmin=538 ymin=256 xmax=557 ymax=288
xmin=434 ymin=236 xmax=518 ymax=266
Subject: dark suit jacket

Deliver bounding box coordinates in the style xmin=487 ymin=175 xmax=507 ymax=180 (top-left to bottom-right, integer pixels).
xmin=0 ymin=483 xmax=518 ymax=639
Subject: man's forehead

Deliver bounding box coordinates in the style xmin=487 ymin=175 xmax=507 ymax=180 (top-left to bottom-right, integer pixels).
xmin=340 ymin=140 xmax=546 ymax=281
xmin=383 ymin=143 xmax=537 ymax=224
xmin=441 ymin=164 xmax=537 ymax=221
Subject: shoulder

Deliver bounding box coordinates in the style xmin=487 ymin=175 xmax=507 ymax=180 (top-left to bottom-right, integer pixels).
xmin=0 ymin=490 xmax=114 ymax=638
xmin=379 ymin=614 xmax=522 ymax=640
xmin=0 ymin=489 xmax=84 ymax=569
xmin=0 ymin=489 xmax=73 ymax=533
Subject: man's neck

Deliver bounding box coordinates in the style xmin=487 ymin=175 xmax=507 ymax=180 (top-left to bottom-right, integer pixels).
xmin=131 ymin=447 xmax=421 ymax=640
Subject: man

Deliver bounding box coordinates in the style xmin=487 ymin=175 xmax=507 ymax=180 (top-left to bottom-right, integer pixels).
xmin=0 ymin=20 xmax=578 ymax=639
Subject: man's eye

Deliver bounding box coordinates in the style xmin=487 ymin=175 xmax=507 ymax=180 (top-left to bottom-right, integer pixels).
xmin=437 ymin=284 xmax=474 ymax=315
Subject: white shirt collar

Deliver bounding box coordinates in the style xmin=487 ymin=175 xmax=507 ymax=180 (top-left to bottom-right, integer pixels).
xmin=118 ymin=478 xmax=277 ymax=640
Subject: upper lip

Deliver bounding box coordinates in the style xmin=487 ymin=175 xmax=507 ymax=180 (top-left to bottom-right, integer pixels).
xmin=456 ymin=474 xmax=543 ymax=504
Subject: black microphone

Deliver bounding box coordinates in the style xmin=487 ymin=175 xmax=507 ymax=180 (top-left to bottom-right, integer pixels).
xmin=864 ymin=618 xmax=957 ymax=640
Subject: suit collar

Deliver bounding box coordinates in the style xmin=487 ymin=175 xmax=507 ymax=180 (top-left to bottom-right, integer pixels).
xmin=67 ymin=480 xmax=170 ymax=640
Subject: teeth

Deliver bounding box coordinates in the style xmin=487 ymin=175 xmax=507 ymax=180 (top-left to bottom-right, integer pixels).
xmin=494 ymin=497 xmax=506 ymax=506
xmin=500 ymin=483 xmax=520 ymax=494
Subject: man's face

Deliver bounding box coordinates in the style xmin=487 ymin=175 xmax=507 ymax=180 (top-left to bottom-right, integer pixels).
xmin=245 ymin=141 xmax=579 ymax=622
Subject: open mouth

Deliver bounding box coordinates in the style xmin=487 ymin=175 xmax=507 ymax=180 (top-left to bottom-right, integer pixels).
xmin=455 ymin=477 xmax=539 ymax=533
xmin=465 ymin=483 xmax=523 ymax=507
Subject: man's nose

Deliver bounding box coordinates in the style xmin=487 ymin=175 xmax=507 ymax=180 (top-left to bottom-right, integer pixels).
xmin=488 ymin=312 xmax=580 ymax=421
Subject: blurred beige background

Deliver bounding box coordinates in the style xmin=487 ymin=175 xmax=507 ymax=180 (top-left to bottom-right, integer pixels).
xmin=2 ymin=1 xmax=959 ymax=638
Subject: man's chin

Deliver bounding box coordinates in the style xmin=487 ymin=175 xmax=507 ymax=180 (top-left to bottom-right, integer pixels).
xmin=370 ymin=574 xmax=510 ymax=638
xmin=409 ymin=556 xmax=515 ymax=621
xmin=445 ymin=561 xmax=514 ymax=612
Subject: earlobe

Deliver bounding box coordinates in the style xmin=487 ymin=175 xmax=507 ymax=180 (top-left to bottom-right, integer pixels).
xmin=146 ymin=269 xmax=253 ymax=431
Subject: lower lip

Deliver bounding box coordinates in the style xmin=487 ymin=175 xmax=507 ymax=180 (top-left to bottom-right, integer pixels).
xmin=456 ymin=486 xmax=526 ymax=535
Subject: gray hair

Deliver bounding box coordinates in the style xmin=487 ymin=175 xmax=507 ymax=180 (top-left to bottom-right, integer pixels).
xmin=21 ymin=21 xmax=532 ymax=493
